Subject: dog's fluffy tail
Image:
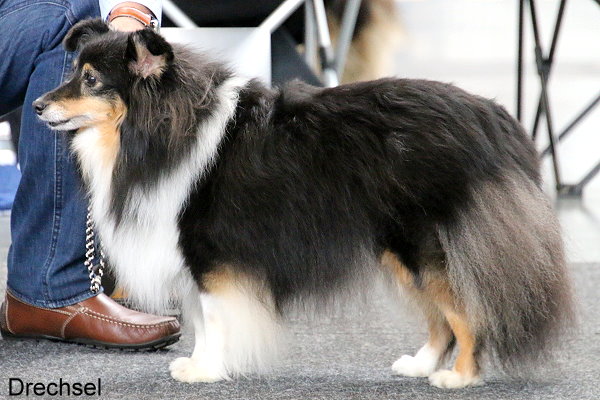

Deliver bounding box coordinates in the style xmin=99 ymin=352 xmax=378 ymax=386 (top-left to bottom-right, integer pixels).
xmin=437 ymin=171 xmax=574 ymax=371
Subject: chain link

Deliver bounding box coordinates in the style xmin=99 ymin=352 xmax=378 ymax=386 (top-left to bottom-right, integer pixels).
xmin=84 ymin=204 xmax=104 ymax=293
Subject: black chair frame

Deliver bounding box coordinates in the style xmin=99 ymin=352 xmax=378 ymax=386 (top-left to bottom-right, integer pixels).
xmin=517 ymin=0 xmax=600 ymax=196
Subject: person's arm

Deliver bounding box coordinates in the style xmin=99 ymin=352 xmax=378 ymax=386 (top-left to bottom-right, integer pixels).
xmin=99 ymin=1 xmax=162 ymax=31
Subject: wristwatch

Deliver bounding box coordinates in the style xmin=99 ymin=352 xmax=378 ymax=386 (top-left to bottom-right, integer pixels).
xmin=107 ymin=6 xmax=159 ymax=31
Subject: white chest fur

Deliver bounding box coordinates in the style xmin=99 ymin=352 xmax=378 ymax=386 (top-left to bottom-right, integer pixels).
xmin=71 ymin=77 xmax=247 ymax=313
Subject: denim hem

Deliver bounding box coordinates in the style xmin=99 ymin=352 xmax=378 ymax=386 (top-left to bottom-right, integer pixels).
xmin=6 ymin=286 xmax=102 ymax=309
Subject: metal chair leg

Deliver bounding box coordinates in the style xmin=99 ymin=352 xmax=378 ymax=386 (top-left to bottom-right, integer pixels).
xmin=162 ymin=0 xmax=198 ymax=27
xmin=527 ymin=0 xmax=563 ymax=188
xmin=517 ymin=0 xmax=524 ymax=122
xmin=259 ymin=0 xmax=305 ymax=33
xmin=312 ymin=0 xmax=339 ymax=86
xmin=541 ymin=93 xmax=600 ymax=157
xmin=304 ymin=0 xmax=318 ymax=69
xmin=529 ymin=0 xmax=567 ymax=140
xmin=334 ymin=0 xmax=362 ymax=78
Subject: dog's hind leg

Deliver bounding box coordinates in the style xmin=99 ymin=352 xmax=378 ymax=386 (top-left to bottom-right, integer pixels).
xmin=170 ymin=267 xmax=281 ymax=383
xmin=405 ymin=258 xmax=482 ymax=388
xmin=383 ymin=252 xmax=455 ymax=378
xmin=392 ymin=307 xmax=455 ymax=378
xmin=428 ymin=309 xmax=482 ymax=389
xmin=384 ymin=250 xmax=483 ymax=388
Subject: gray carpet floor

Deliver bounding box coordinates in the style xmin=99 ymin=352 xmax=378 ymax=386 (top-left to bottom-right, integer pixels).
xmin=0 ymin=214 xmax=598 ymax=399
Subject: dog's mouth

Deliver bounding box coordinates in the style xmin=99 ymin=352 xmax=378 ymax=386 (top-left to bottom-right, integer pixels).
xmin=41 ymin=114 xmax=91 ymax=131
xmin=48 ymin=119 xmax=71 ymax=128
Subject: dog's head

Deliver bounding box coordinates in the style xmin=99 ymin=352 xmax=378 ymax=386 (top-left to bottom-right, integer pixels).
xmin=34 ymin=19 xmax=174 ymax=131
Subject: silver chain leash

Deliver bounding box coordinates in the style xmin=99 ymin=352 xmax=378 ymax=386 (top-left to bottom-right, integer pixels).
xmin=84 ymin=204 xmax=104 ymax=293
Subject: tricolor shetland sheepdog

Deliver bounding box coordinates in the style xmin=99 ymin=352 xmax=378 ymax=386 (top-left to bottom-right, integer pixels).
xmin=35 ymin=19 xmax=573 ymax=389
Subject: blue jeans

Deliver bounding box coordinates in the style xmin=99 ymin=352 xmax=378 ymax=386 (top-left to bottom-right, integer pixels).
xmin=0 ymin=0 xmax=101 ymax=307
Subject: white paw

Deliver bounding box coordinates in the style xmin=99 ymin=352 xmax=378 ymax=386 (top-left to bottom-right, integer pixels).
xmin=392 ymin=355 xmax=436 ymax=377
xmin=428 ymin=369 xmax=482 ymax=389
xmin=169 ymin=357 xmax=228 ymax=383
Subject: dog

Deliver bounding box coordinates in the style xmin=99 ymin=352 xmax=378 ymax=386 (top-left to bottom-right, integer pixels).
xmin=35 ymin=19 xmax=573 ymax=389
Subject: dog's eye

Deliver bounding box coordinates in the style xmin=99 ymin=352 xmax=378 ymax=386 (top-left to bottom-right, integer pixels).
xmin=84 ymin=73 xmax=97 ymax=87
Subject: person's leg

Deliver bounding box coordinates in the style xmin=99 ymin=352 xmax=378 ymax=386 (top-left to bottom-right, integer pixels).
xmin=1 ymin=0 xmax=99 ymax=307
xmin=0 ymin=0 xmax=181 ymax=349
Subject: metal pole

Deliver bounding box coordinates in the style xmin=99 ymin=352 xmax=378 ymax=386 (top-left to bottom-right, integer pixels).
xmin=312 ymin=0 xmax=339 ymax=86
xmin=528 ymin=0 xmax=562 ymax=189
xmin=517 ymin=0 xmax=524 ymax=122
xmin=577 ymin=162 xmax=600 ymax=190
xmin=260 ymin=0 xmax=305 ymax=34
xmin=162 ymin=0 xmax=198 ymax=28
xmin=334 ymin=0 xmax=362 ymax=78
xmin=304 ymin=0 xmax=318 ymax=69
xmin=541 ymin=93 xmax=600 ymax=157
xmin=530 ymin=0 xmax=567 ymax=139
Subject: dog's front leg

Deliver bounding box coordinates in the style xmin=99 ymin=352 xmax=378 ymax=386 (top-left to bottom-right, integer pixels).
xmin=170 ymin=291 xmax=229 ymax=383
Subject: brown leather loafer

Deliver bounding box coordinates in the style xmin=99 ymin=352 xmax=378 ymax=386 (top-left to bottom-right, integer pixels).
xmin=0 ymin=291 xmax=180 ymax=350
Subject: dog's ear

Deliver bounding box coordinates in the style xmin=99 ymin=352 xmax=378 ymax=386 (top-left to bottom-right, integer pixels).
xmin=126 ymin=29 xmax=174 ymax=79
xmin=63 ymin=19 xmax=109 ymax=52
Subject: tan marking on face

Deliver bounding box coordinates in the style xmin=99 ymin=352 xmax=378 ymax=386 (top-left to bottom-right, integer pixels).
xmin=54 ymin=96 xmax=114 ymax=124
xmin=55 ymin=94 xmax=126 ymax=167
xmin=95 ymin=98 xmax=126 ymax=167
xmin=80 ymin=63 xmax=103 ymax=89
xmin=49 ymin=64 xmax=107 ymax=124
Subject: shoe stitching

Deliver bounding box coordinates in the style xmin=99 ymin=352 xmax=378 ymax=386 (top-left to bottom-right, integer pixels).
xmin=81 ymin=307 xmax=175 ymax=329
xmin=61 ymin=308 xmax=82 ymax=338
xmin=4 ymin=300 xmax=13 ymax=334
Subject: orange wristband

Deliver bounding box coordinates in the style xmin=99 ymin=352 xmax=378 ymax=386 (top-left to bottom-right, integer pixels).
xmin=107 ymin=6 xmax=159 ymax=31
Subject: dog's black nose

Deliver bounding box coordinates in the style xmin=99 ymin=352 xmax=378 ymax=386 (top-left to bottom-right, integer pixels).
xmin=33 ymin=100 xmax=47 ymax=115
